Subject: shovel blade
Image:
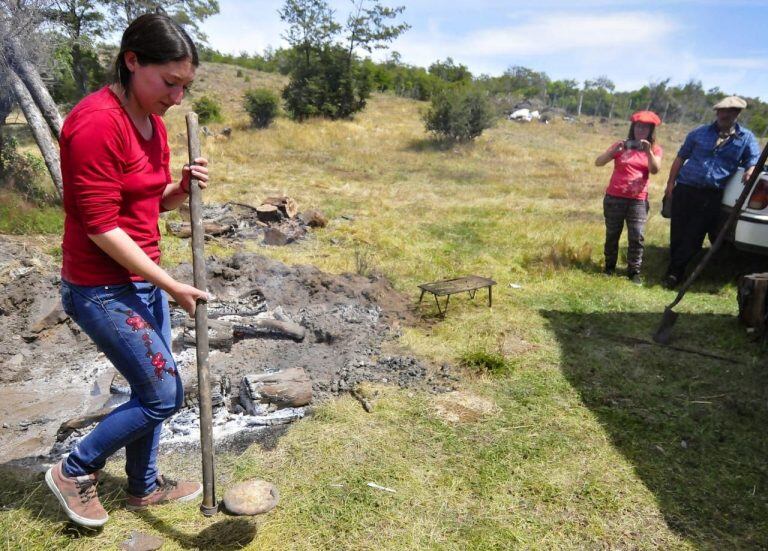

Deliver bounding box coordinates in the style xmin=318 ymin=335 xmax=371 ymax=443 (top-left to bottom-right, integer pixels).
xmin=653 ymin=308 xmax=679 ymax=345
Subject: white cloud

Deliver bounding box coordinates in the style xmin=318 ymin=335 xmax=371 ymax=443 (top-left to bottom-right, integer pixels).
xmin=462 ymin=13 xmax=678 ymax=56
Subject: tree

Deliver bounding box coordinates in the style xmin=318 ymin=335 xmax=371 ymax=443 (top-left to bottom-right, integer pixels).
xmin=44 ymin=1 xmax=107 ymax=98
xmin=279 ymin=0 xmax=408 ymax=120
xmin=0 ymin=1 xmax=64 ymax=200
xmin=107 ymin=0 xmax=219 ymax=40
xmin=428 ymin=57 xmax=471 ymax=85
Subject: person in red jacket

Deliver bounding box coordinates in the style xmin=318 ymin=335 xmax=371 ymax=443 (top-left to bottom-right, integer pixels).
xmin=595 ymin=111 xmax=663 ymax=285
xmin=45 ymin=14 xmax=210 ymax=528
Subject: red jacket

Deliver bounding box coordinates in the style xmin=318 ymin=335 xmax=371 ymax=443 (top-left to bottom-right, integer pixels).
xmin=60 ymin=87 xmax=172 ymax=285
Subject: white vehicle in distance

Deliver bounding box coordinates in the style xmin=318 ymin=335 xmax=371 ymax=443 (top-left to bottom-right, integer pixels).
xmin=721 ymin=167 xmax=768 ymax=254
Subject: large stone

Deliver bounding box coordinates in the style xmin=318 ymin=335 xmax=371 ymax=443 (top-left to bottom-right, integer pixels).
xmin=223 ymin=480 xmax=279 ymax=516
xmin=240 ymin=368 xmax=312 ymax=412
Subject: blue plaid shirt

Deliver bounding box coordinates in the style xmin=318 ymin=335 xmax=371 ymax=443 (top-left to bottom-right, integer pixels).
xmin=676 ymin=122 xmax=760 ymax=190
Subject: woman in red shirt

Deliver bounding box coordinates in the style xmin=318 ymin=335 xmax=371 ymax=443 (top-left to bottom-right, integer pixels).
xmin=595 ymin=111 xmax=663 ymax=284
xmin=46 ymin=14 xmax=209 ymax=527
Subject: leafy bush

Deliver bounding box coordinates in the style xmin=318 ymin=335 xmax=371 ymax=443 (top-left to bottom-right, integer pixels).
xmin=424 ymin=88 xmax=495 ymax=142
xmin=243 ymin=89 xmax=279 ymax=128
xmin=192 ymin=96 xmax=223 ymax=124
xmin=236 ymin=69 xmax=243 ymax=78
xmin=0 ymin=136 xmax=57 ymax=205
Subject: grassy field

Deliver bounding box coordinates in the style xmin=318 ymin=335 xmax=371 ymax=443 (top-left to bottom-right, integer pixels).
xmin=1 ymin=62 xmax=768 ymax=549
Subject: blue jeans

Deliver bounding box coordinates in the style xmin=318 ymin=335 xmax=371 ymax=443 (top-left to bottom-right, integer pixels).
xmin=60 ymin=280 xmax=184 ymax=496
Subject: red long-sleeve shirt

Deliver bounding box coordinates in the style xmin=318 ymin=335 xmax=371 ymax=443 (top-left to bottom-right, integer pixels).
xmin=60 ymin=87 xmax=172 ymax=285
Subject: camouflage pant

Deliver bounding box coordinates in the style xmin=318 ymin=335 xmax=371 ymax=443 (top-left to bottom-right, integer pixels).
xmin=603 ymin=194 xmax=649 ymax=273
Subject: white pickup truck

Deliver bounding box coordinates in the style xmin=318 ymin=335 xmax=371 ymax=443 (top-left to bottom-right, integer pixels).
xmin=721 ymin=167 xmax=768 ymax=253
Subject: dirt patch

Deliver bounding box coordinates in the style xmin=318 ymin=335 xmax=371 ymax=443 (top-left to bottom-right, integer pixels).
xmin=432 ymin=391 xmax=500 ymax=424
xmin=0 ymin=236 xmax=455 ymax=466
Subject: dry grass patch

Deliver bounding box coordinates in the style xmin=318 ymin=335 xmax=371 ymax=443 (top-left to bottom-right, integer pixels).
xmin=432 ymin=391 xmax=501 ymax=423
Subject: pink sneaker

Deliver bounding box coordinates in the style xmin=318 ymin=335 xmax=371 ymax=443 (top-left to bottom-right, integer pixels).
xmin=126 ymin=475 xmax=202 ymax=510
xmin=45 ymin=460 xmax=108 ymax=528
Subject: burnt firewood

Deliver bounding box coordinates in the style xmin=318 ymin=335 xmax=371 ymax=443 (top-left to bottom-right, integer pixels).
xmin=256 ymin=204 xmax=282 ymax=223
xmin=240 ymin=368 xmax=312 ymax=411
xmin=262 ymin=196 xmax=298 ymax=219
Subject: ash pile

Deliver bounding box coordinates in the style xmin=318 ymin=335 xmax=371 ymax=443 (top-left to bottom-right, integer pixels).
xmin=168 ymin=251 xmax=458 ymax=401
xmin=55 ymin=252 xmax=460 ymax=455
xmin=165 ymin=196 xmax=328 ymax=246
xmin=0 ymin=236 xmax=457 ymax=465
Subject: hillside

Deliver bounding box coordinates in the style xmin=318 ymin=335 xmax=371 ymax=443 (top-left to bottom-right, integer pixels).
xmin=1 ymin=62 xmax=767 ymax=549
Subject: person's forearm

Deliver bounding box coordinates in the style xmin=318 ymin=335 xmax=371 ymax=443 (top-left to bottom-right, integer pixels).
xmin=88 ymin=228 xmax=178 ymax=292
xmin=160 ymin=181 xmax=189 ymax=211
xmin=665 ymin=156 xmax=683 ymax=194
xmin=647 ymin=151 xmax=661 ymax=174
xmin=595 ymin=151 xmax=613 ymax=167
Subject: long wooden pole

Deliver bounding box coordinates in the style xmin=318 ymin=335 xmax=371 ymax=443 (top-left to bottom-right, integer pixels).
xmin=186 ymin=112 xmax=217 ymax=516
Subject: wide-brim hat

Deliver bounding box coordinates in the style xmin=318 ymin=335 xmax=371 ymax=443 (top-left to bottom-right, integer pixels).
xmin=713 ymin=96 xmax=747 ymax=110
xmin=630 ymin=110 xmax=661 ymax=125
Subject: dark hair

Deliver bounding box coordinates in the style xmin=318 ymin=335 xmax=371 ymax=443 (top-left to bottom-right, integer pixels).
xmin=114 ymin=13 xmax=199 ymax=91
xmin=628 ymin=122 xmax=656 ymax=144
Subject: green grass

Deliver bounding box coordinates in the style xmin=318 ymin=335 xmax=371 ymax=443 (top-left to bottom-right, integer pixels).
xmin=1 ymin=62 xmax=766 ymax=549
xmin=0 ymin=190 xmax=63 ymax=234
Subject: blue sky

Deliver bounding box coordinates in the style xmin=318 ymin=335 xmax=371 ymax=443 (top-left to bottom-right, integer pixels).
xmin=205 ymin=0 xmax=768 ymax=99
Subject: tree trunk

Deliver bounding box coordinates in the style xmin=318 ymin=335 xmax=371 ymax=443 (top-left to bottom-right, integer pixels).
xmin=71 ymin=43 xmax=89 ymax=99
xmin=577 ymin=90 xmax=583 ymax=117
xmin=1 ymin=25 xmax=63 ymax=138
xmin=0 ymin=79 xmax=13 ymax=177
xmin=9 ymin=70 xmax=63 ymax=202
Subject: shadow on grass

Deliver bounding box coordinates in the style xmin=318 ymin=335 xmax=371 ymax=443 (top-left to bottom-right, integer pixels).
xmin=581 ymin=242 xmax=768 ymax=290
xmin=403 ymin=137 xmax=463 ymax=153
xmin=0 ymin=464 xmax=258 ymax=549
xmin=133 ymin=509 xmax=257 ymax=550
xmin=542 ymin=309 xmax=768 ymax=548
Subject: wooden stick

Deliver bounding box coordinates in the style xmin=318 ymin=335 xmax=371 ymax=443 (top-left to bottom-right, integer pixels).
xmin=187 ymin=112 xmax=218 ymax=516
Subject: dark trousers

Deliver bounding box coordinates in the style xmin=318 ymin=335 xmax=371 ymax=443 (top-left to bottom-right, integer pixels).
xmin=666 ymin=183 xmax=723 ymax=280
xmin=603 ymin=194 xmax=649 ymax=273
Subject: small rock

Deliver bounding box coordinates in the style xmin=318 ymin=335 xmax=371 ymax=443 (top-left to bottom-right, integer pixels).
xmin=121 ymin=530 xmax=164 ymax=551
xmin=223 ymin=480 xmax=279 ymax=516
xmin=300 ymin=210 xmax=328 ymax=228
xmin=263 ymin=228 xmax=290 ymax=246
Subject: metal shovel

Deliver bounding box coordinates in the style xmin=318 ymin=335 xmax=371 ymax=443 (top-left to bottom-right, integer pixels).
xmin=653 ymin=141 xmax=768 ymax=344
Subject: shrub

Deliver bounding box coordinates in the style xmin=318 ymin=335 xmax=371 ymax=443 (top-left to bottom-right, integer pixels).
xmin=244 ymin=89 xmax=279 ymax=128
xmin=424 ymin=88 xmax=495 ymax=142
xmin=282 ymin=45 xmax=370 ymax=121
xmin=236 ymin=69 xmax=243 ymax=78
xmin=0 ymin=136 xmax=56 ymax=205
xmin=192 ymin=95 xmax=223 ymax=124
xmin=459 ymin=349 xmax=508 ymax=374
